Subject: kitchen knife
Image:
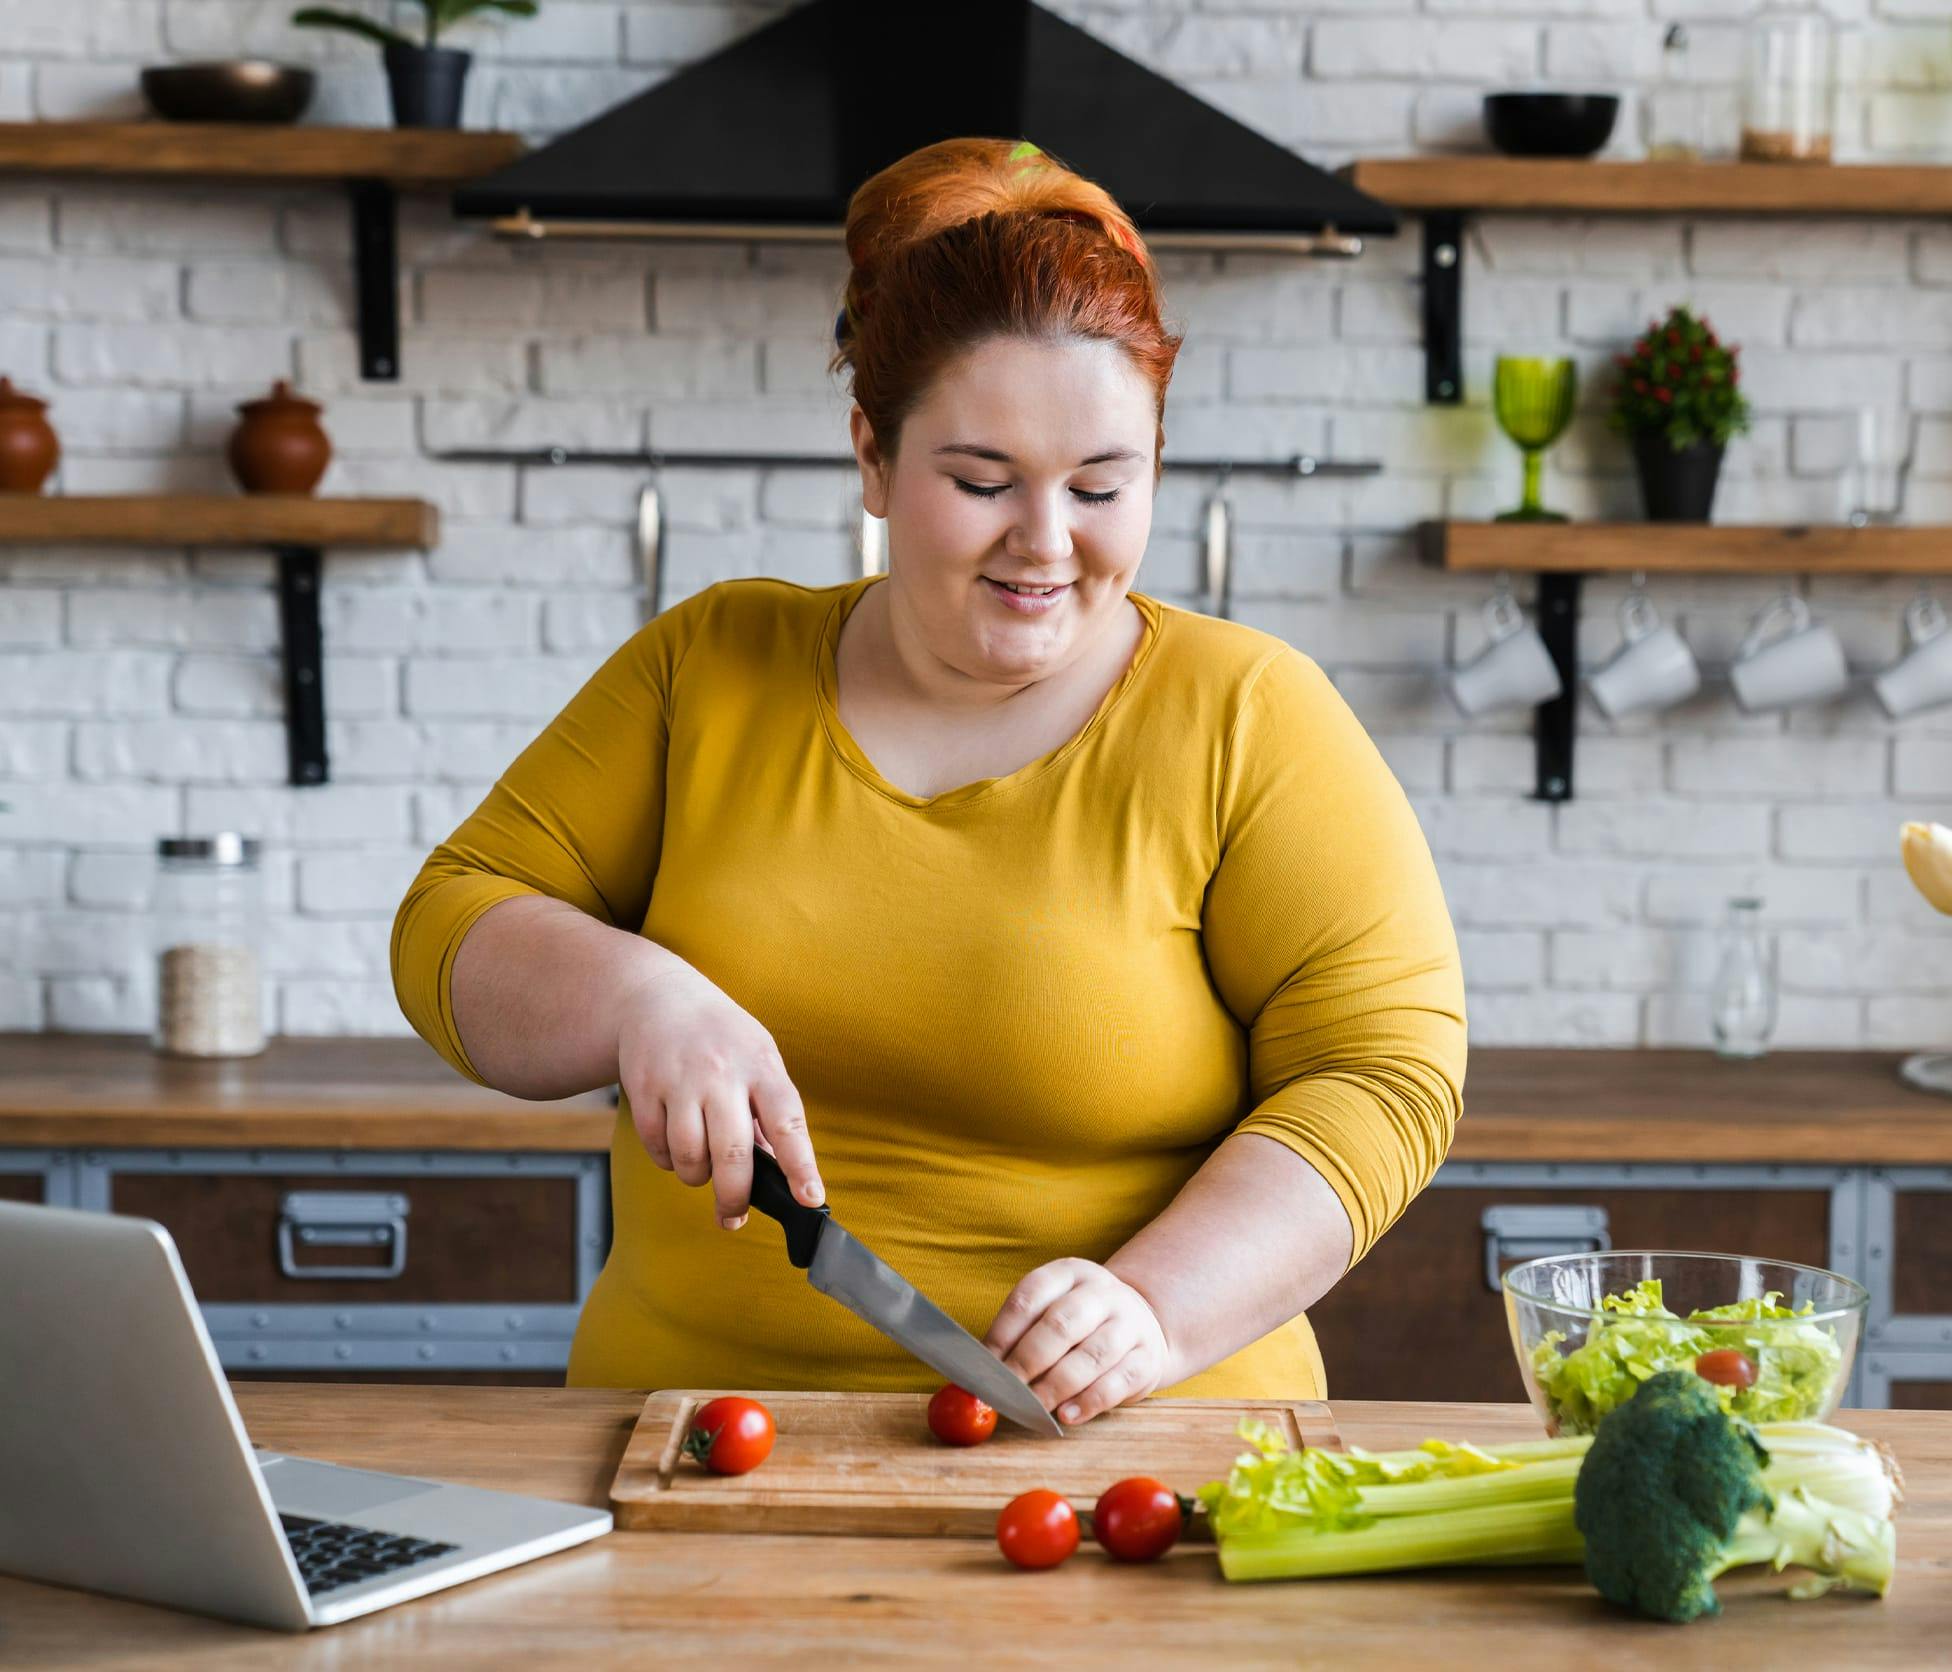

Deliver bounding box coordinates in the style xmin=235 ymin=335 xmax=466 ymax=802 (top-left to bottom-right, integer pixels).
xmin=746 ymin=1149 xmax=1065 ymax=1438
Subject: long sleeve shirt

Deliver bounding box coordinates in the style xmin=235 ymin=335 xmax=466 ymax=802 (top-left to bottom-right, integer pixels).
xmin=391 ymin=574 xmax=1467 ymax=1398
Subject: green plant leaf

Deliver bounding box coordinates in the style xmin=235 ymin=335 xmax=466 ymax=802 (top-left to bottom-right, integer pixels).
xmin=431 ymin=0 xmax=536 ymax=27
xmin=290 ymin=6 xmax=415 ymax=49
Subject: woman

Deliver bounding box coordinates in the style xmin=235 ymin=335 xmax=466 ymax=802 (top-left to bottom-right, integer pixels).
xmin=392 ymin=137 xmax=1465 ymax=1426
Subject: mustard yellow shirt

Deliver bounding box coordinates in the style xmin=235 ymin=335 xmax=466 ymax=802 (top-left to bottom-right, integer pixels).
xmin=392 ymin=575 xmax=1466 ymax=1399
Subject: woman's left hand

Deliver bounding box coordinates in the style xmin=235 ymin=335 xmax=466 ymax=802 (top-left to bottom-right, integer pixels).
xmin=982 ymin=1258 xmax=1175 ymax=1427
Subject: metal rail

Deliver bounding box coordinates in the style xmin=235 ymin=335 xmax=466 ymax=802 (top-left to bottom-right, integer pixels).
xmin=432 ymin=447 xmax=1383 ymax=478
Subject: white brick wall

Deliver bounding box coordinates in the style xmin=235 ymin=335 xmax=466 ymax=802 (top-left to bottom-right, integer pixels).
xmin=4 ymin=1 xmax=1952 ymax=1047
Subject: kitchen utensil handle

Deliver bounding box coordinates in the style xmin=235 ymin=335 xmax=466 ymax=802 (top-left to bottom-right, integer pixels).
xmin=748 ymin=1148 xmax=831 ymax=1269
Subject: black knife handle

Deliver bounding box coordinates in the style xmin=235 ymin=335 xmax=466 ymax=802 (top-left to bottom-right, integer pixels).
xmin=747 ymin=1148 xmax=830 ymax=1269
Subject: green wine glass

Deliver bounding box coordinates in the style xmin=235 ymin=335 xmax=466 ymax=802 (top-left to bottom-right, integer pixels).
xmin=1493 ymin=356 xmax=1578 ymax=523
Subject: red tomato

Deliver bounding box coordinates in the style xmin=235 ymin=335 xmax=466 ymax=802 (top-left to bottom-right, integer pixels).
xmin=1092 ymin=1476 xmax=1189 ymax=1563
xmin=1695 ymin=1348 xmax=1758 ymax=1390
xmin=996 ymin=1490 xmax=1079 ymax=1570
xmin=683 ymin=1396 xmax=776 ymax=1475
xmin=927 ymin=1383 xmax=998 ymax=1447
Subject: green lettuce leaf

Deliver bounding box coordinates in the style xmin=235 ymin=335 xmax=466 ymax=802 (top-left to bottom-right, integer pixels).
xmin=1527 ymin=1278 xmax=1844 ymax=1433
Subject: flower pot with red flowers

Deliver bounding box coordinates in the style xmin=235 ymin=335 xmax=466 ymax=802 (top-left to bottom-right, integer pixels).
xmin=1608 ymin=305 xmax=1752 ymax=522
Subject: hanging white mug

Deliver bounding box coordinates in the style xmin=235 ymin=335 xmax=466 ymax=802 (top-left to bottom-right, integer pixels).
xmin=1729 ymin=594 xmax=1849 ymax=713
xmin=1874 ymin=594 xmax=1952 ymax=718
xmin=1588 ymin=589 xmax=1701 ymax=718
xmin=1451 ymin=590 xmax=1563 ymax=717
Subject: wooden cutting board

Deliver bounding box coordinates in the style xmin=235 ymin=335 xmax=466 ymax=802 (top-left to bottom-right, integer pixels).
xmin=609 ymin=1389 xmax=1342 ymax=1536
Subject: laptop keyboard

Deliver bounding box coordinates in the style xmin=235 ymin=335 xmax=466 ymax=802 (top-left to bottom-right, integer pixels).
xmin=280 ymin=1512 xmax=459 ymax=1596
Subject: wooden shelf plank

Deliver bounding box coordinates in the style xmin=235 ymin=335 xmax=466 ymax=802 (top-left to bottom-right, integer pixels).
xmin=1350 ymin=157 xmax=1952 ymax=216
xmin=1423 ymin=520 xmax=1952 ymax=574
xmin=0 ymin=121 xmax=522 ymax=184
xmin=0 ymin=495 xmax=438 ymax=549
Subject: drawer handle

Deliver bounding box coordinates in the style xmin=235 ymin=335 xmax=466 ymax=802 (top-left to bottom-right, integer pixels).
xmin=277 ymin=1191 xmax=410 ymax=1281
xmin=1481 ymin=1205 xmax=1610 ymax=1294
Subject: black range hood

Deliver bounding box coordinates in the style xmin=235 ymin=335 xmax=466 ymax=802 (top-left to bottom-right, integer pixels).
xmin=454 ymin=0 xmax=1397 ymax=254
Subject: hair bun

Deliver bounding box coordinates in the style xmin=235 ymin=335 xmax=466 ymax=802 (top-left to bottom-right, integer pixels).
xmin=830 ymin=136 xmax=1180 ymax=471
xmin=838 ymin=137 xmax=1148 ymax=342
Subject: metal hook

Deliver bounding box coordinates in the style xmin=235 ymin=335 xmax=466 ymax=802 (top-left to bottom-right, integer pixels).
xmin=1203 ymin=465 xmax=1234 ymax=620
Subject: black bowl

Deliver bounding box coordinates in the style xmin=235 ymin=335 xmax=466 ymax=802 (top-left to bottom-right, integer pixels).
xmin=1482 ymin=93 xmax=1620 ymax=159
xmin=140 ymin=61 xmax=317 ymax=124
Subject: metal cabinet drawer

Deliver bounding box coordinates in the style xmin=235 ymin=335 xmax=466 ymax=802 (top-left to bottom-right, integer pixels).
xmin=1861 ymin=1351 xmax=1952 ymax=1410
xmin=1863 ymin=1167 xmax=1952 ymax=1359
xmin=0 ymin=1172 xmax=45 ymax=1205
xmin=77 ymin=1149 xmax=608 ymax=1374
xmin=110 ymin=1171 xmax=580 ymax=1304
xmin=0 ymin=1150 xmax=62 ymax=1206
xmin=1306 ymin=1162 xmax=1852 ymax=1406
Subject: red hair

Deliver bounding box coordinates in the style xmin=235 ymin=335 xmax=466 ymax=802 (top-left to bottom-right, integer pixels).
xmin=830 ymin=137 xmax=1181 ymax=473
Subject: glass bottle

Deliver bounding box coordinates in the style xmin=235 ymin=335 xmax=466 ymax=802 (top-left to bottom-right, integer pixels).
xmin=153 ymin=834 xmax=266 ymax=1058
xmin=1648 ymin=24 xmax=1703 ymax=163
xmin=1710 ymin=897 xmax=1778 ymax=1060
xmin=1741 ymin=10 xmax=1835 ymax=164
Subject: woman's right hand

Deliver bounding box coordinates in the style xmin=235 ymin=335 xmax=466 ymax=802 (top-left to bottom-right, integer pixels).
xmin=615 ymin=966 xmax=825 ymax=1230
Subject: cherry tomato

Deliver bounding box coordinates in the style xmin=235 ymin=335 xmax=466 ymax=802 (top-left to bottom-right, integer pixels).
xmin=996 ymin=1490 xmax=1079 ymax=1570
xmin=1092 ymin=1476 xmax=1191 ymax=1563
xmin=683 ymin=1396 xmax=776 ymax=1475
xmin=927 ymin=1383 xmax=998 ymax=1447
xmin=1695 ymin=1348 xmax=1759 ymax=1390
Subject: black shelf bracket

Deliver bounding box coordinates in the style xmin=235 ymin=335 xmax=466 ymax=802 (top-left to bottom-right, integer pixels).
xmin=1422 ymin=211 xmax=1465 ymax=405
xmin=347 ymin=179 xmax=400 ymax=382
xmin=1533 ymin=571 xmax=1582 ymax=802
xmin=274 ymin=546 xmax=329 ymax=787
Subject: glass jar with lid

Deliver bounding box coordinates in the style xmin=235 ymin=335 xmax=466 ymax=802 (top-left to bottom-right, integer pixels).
xmin=1648 ymin=24 xmax=1705 ymax=163
xmin=1709 ymin=896 xmax=1778 ymax=1060
xmin=153 ymin=834 xmax=266 ymax=1058
xmin=1741 ymin=10 xmax=1835 ymax=163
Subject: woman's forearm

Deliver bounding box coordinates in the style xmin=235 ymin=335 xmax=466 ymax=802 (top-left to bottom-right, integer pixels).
xmin=1105 ymin=1133 xmax=1353 ymax=1387
xmin=449 ymin=894 xmax=698 ymax=1099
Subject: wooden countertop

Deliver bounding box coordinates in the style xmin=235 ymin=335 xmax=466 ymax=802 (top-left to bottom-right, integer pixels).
xmin=0 ymin=1034 xmax=616 ymax=1151
xmin=3 ymin=1384 xmax=1944 ymax=1667
xmin=2 ymin=1035 xmax=1949 ymax=1163
xmin=1452 ymin=1047 xmax=1952 ymax=1165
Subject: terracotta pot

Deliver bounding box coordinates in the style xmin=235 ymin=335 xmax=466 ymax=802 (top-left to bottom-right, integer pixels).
xmin=0 ymin=377 xmax=59 ymax=494
xmin=227 ymin=380 xmax=331 ymax=495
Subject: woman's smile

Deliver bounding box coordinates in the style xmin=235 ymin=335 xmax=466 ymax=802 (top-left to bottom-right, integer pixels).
xmin=982 ymin=575 xmax=1072 ymax=613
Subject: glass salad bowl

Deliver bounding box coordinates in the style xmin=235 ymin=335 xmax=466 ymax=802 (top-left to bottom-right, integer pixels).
xmin=1502 ymin=1250 xmax=1868 ymax=1437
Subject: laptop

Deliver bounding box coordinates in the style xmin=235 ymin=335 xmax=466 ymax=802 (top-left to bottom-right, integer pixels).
xmin=0 ymin=1200 xmax=612 ymax=1631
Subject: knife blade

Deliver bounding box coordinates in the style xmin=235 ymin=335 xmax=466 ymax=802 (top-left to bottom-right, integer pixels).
xmin=747 ymin=1150 xmax=1064 ymax=1438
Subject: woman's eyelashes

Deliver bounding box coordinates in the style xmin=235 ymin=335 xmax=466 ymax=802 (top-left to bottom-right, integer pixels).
xmin=951 ymin=477 xmax=1123 ymax=505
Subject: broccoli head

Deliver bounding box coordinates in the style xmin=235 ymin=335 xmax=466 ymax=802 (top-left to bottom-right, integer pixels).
xmin=1575 ymin=1369 xmax=1893 ymax=1623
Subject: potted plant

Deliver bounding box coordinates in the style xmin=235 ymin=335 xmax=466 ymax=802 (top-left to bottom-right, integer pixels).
xmin=292 ymin=0 xmax=536 ymax=130
xmin=1607 ymin=305 xmax=1752 ymax=522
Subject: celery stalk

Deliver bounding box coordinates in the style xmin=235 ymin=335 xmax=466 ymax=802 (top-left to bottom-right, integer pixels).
xmin=1200 ymin=1417 xmax=1901 ymax=1584
xmin=1217 ymin=1500 xmax=1586 ymax=1583
xmin=1353 ymin=1456 xmax=1584 ymax=1516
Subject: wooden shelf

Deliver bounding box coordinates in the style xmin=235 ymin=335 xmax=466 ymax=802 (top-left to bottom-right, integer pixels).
xmin=1347 ymin=158 xmax=1952 ymax=409
xmin=0 ymin=494 xmax=437 ymax=550
xmin=0 ymin=122 xmax=524 ymax=383
xmin=1425 ymin=518 xmax=1952 ymax=804
xmin=1349 ymin=157 xmax=1952 ymax=216
xmin=1422 ymin=520 xmax=1952 ymax=575
xmin=0 ymin=494 xmax=438 ymax=787
xmin=0 ymin=121 xmax=522 ymax=185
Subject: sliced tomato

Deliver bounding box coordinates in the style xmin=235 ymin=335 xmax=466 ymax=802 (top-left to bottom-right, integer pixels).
xmin=1694 ymin=1348 xmax=1758 ymax=1390
xmin=927 ymin=1383 xmax=998 ymax=1447
xmin=996 ymin=1490 xmax=1079 ymax=1570
xmin=1091 ymin=1476 xmax=1190 ymax=1563
xmin=683 ymin=1395 xmax=776 ymax=1475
